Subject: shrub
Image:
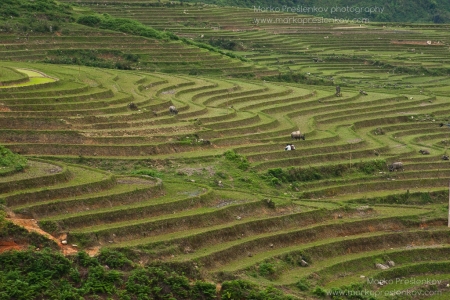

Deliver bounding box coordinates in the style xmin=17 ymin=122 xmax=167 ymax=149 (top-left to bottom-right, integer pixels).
xmin=223 ymin=150 xmax=250 ymax=170
xmin=191 ymin=281 xmax=217 ymax=299
xmin=295 ymin=278 xmax=310 ymax=291
xmin=258 ymin=262 xmax=276 ymax=277
xmin=77 ymin=15 xmax=101 ymax=27
xmin=97 ymin=248 xmax=134 ymax=270
xmin=312 ymin=286 xmax=327 ymax=297
xmin=221 ymin=280 xmax=294 ymax=299
xmin=0 ymin=145 xmax=27 ymax=172
xmin=75 ymin=251 xmax=100 ymax=268
xmin=38 ymin=220 xmax=59 ymax=235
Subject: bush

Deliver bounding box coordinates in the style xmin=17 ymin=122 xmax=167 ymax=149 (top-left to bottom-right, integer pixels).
xmin=0 ymin=145 xmax=27 ymax=172
xmin=77 ymin=15 xmax=101 ymax=27
xmin=191 ymin=281 xmax=217 ymax=299
xmin=221 ymin=280 xmax=294 ymax=299
xmin=97 ymin=248 xmax=133 ymax=270
xmin=223 ymin=150 xmax=250 ymax=170
xmin=312 ymin=286 xmax=327 ymax=297
xmin=295 ymin=278 xmax=310 ymax=291
xmin=258 ymin=262 xmax=276 ymax=277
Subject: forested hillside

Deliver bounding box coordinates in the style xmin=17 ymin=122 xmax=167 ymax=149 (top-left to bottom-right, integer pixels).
xmin=179 ymin=0 xmax=450 ymax=23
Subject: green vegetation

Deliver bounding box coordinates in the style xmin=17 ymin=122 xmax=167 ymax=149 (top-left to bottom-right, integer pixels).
xmin=77 ymin=14 xmax=178 ymax=41
xmin=0 ymin=245 xmax=297 ymax=299
xmin=0 ymin=145 xmax=27 ymax=175
xmin=0 ymin=248 xmax=206 ymax=299
xmin=1 ymin=0 xmax=450 ymax=299
xmin=266 ymin=160 xmax=386 ymax=183
xmin=44 ymin=49 xmax=139 ymax=70
xmin=0 ymin=0 xmax=72 ymax=33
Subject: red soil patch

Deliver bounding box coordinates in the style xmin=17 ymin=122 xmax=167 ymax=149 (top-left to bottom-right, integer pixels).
xmin=0 ymin=105 xmax=11 ymax=112
xmin=1 ymin=215 xmax=100 ymax=257
xmin=0 ymin=240 xmax=24 ymax=253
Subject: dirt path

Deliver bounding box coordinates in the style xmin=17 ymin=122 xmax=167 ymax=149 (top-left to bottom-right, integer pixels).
xmin=1 ymin=213 xmax=100 ymax=256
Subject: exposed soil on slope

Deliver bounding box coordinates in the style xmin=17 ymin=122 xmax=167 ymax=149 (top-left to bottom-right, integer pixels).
xmin=0 ymin=213 xmax=100 ymax=257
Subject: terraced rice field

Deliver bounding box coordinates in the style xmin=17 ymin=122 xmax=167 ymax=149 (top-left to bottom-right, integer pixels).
xmin=1 ymin=1 xmax=450 ymax=298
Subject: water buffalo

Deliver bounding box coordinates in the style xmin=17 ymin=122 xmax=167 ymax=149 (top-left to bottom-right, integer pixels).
xmin=388 ymin=162 xmax=404 ymax=172
xmin=169 ymin=105 xmax=178 ymax=115
xmin=419 ymin=149 xmax=430 ymax=155
xmin=291 ymin=130 xmax=305 ymax=140
xmin=127 ymin=102 xmax=138 ymax=110
xmin=198 ymin=139 xmax=211 ymax=145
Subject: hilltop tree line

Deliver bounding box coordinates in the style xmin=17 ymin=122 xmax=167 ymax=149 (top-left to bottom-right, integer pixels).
xmin=180 ymin=0 xmax=450 ymax=23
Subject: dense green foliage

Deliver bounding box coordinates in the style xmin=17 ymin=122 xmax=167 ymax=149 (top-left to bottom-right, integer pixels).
xmin=179 ymin=0 xmax=450 ymax=23
xmin=77 ymin=14 xmax=249 ymax=62
xmin=0 ymin=0 xmax=73 ymax=32
xmin=43 ymin=49 xmax=139 ymax=70
xmin=0 ymin=246 xmax=298 ymax=299
xmin=224 ymin=150 xmax=250 ymax=170
xmin=221 ymin=280 xmax=295 ymax=299
xmin=77 ymin=14 xmax=178 ymax=41
xmin=0 ymin=145 xmax=27 ymax=174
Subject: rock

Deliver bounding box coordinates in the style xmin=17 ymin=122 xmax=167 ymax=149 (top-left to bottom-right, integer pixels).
xmin=61 ymin=240 xmax=68 ymax=245
xmin=236 ymin=216 xmax=241 ymax=220
xmin=375 ymin=263 xmax=389 ymax=270
xmin=300 ymin=259 xmax=309 ymax=267
xmin=248 ymin=252 xmax=253 ymax=257
xmin=71 ymin=244 xmax=78 ymax=247
xmin=387 ymin=260 xmax=395 ymax=267
xmin=269 ymin=243 xmax=274 ymax=248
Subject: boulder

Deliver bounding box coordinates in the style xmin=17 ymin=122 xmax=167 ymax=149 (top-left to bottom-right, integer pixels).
xmin=375 ymin=263 xmax=389 ymax=270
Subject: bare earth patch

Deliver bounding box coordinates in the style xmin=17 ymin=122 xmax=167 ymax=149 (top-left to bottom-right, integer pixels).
xmin=1 ymin=213 xmax=100 ymax=257
xmin=177 ymin=166 xmax=215 ymax=176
